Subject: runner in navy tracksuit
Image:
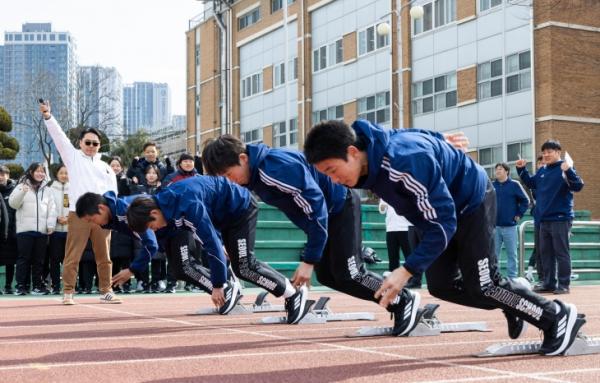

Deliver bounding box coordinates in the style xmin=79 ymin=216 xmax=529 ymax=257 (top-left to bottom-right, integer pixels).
xmin=125 ymin=176 xmax=309 ymax=322
xmin=303 ymin=119 xmax=585 ymax=356
xmin=75 ymin=191 xmax=158 ymax=283
xmin=201 ymin=136 xmax=420 ymax=336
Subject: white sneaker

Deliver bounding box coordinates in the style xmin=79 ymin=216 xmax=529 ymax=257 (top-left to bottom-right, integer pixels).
xmin=99 ymin=292 xmax=123 ymax=304
xmin=63 ymin=293 xmax=75 ymax=305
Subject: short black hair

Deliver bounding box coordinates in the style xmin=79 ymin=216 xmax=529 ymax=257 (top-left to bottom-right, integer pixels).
xmin=76 ymin=192 xmax=107 ymax=218
xmin=541 ymin=140 xmax=561 ymax=151
xmin=201 ymin=135 xmax=245 ymax=175
xmin=0 ymin=165 xmax=10 ymax=175
xmin=79 ymin=127 xmax=102 ymax=141
xmin=143 ymin=142 xmax=157 ymax=151
xmin=495 ymin=162 xmax=510 ymax=174
xmin=127 ymin=196 xmax=159 ymax=233
xmin=304 ymin=120 xmax=356 ymax=164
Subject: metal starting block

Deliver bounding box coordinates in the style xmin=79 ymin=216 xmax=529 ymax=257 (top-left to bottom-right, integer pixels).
xmin=476 ymin=315 xmax=598 ymax=357
xmin=348 ymin=303 xmax=490 ymax=338
xmin=258 ymin=296 xmax=376 ymax=324
xmin=195 ymin=291 xmax=285 ymax=315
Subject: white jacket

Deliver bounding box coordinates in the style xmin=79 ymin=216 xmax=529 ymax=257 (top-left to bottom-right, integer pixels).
xmin=378 ymin=199 xmax=412 ymax=232
xmin=44 ymin=116 xmax=117 ymax=212
xmin=8 ymin=182 xmax=57 ymax=234
xmin=49 ymin=181 xmax=69 ymax=233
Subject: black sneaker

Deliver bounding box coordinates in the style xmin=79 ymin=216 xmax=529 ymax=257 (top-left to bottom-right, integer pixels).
xmin=553 ymin=287 xmax=570 ymax=295
xmin=392 ymin=290 xmax=421 ymax=336
xmin=285 ymin=285 xmax=309 ymax=324
xmin=164 ymin=282 xmax=177 ymax=293
xmin=15 ymin=288 xmax=28 ymax=296
xmin=503 ymin=310 xmax=527 ymax=339
xmin=4 ymin=287 xmax=14 ymax=295
xmin=51 ymin=287 xmax=61 ymax=295
xmin=219 ymin=281 xmax=241 ymax=315
xmin=31 ymin=287 xmax=50 ymax=296
xmin=539 ymin=301 xmax=581 ymax=356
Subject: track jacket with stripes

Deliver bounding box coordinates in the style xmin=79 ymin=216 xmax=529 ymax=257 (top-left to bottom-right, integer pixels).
xmin=246 ymin=143 xmax=347 ymax=264
xmin=152 ymin=176 xmax=252 ymax=288
xmin=351 ymin=120 xmax=488 ymax=275
xmin=102 ymin=191 xmax=158 ymax=273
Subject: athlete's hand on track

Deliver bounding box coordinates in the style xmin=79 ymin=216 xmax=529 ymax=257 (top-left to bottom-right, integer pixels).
xmin=112 ymin=268 xmax=133 ymax=287
xmin=375 ymin=267 xmax=412 ymax=308
xmin=212 ymin=287 xmax=225 ymax=308
xmin=291 ymin=262 xmax=314 ymax=288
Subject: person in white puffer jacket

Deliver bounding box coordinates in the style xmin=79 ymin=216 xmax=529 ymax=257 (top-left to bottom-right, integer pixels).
xmin=8 ymin=162 xmax=57 ymax=295
xmin=48 ymin=164 xmax=69 ymax=294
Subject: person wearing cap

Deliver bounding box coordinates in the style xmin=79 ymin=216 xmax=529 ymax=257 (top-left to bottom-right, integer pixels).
xmin=39 ymin=101 xmax=121 ymax=305
xmin=162 ymin=153 xmax=202 ymax=187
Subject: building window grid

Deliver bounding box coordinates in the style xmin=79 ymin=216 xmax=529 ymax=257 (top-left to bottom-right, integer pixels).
xmin=243 ymin=129 xmax=262 ymax=144
xmin=358 ymin=91 xmax=390 ymax=125
xmin=478 ymin=145 xmax=502 ymax=178
xmin=313 ymin=39 xmax=343 ymax=72
xmin=358 ymin=24 xmax=389 ymax=56
xmin=478 ymin=58 xmax=503 ymax=100
xmin=413 ymin=0 xmax=456 ymax=36
xmin=238 ymin=7 xmax=261 ymax=30
xmin=274 ymin=62 xmax=285 ymax=87
xmin=271 ymin=0 xmax=295 ymax=13
xmin=506 ymin=51 xmax=531 ymax=94
xmin=480 ymin=0 xmax=502 ymax=12
xmin=241 ymin=72 xmax=263 ymax=99
xmin=412 ymin=72 xmax=456 ymax=115
xmin=288 ymin=57 xmax=298 ymax=81
xmin=273 ymin=118 xmax=298 ymax=148
xmin=312 ymin=105 xmax=344 ymax=125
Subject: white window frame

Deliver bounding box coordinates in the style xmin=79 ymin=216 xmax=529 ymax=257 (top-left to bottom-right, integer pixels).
xmin=288 ymin=57 xmax=298 ymax=81
xmin=238 ymin=7 xmax=261 ymax=30
xmin=434 ymin=0 xmax=456 ymax=28
xmin=241 ymin=71 xmax=263 ymax=99
xmin=358 ymin=24 xmax=389 ymax=57
xmin=271 ymin=0 xmax=295 ymax=13
xmin=478 ymin=145 xmax=503 ymax=178
xmin=480 ymin=0 xmax=502 ymax=13
xmin=357 ymin=91 xmax=391 ymax=125
xmin=506 ymin=50 xmax=531 ymax=94
xmin=412 ymin=72 xmax=456 ymax=115
xmin=274 ymin=62 xmax=285 ymax=88
xmin=272 ymin=117 xmax=298 ymax=148
xmin=242 ymin=128 xmax=262 ymax=144
xmin=312 ymin=104 xmax=344 ymax=125
xmin=413 ymin=3 xmax=433 ymax=35
xmin=478 ymin=58 xmax=503 ymax=100
xmin=313 ymin=39 xmax=343 ymax=72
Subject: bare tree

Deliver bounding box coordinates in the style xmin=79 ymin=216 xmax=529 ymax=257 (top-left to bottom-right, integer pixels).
xmin=76 ymin=66 xmax=122 ymax=137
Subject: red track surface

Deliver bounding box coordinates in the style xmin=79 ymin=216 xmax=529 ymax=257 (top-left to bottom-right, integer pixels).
xmin=1 ymin=286 xmax=599 ymax=383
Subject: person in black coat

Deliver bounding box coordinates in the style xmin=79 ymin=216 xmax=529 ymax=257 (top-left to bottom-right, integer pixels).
xmin=126 ymin=143 xmax=173 ymax=184
xmin=0 ymin=165 xmax=18 ymax=294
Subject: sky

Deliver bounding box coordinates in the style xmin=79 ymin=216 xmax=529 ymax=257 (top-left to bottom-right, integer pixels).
xmin=0 ymin=0 xmax=204 ymax=115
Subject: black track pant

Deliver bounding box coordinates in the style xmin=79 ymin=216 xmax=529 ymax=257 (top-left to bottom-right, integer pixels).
xmin=16 ymin=234 xmax=48 ymax=289
xmin=425 ymin=181 xmax=558 ymax=331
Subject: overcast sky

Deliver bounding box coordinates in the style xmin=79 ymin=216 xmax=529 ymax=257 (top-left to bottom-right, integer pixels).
xmin=0 ymin=0 xmax=204 ymax=115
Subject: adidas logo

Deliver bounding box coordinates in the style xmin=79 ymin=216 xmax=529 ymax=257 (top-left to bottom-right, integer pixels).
xmin=294 ymin=296 xmax=300 ymax=311
xmin=556 ymin=315 xmax=567 ymax=337
xmin=403 ymin=301 xmax=412 ymax=319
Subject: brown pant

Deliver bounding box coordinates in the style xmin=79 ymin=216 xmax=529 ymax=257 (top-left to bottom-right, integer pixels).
xmin=62 ymin=212 xmax=112 ymax=294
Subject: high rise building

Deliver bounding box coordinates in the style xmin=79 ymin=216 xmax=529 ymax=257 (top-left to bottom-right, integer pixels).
xmin=78 ymin=66 xmax=124 ymax=138
xmin=123 ymin=82 xmax=171 ymax=135
xmin=0 ymin=45 xmax=4 ymax=107
xmin=186 ymin=0 xmax=600 ymax=216
xmin=1 ymin=23 xmax=77 ymax=166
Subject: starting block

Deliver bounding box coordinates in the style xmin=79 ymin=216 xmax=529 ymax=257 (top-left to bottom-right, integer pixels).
xmin=476 ymin=315 xmax=599 ymax=357
xmin=348 ymin=303 xmax=490 ymax=338
xmin=258 ymin=296 xmax=376 ymax=324
xmin=195 ymin=291 xmax=285 ymax=315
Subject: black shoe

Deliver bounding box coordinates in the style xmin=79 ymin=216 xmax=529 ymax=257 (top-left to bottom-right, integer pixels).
xmin=392 ymin=290 xmax=421 ymax=336
xmin=31 ymin=287 xmax=50 ymax=296
xmin=15 ymin=288 xmax=28 ymax=296
xmin=4 ymin=287 xmax=13 ymax=295
xmin=150 ymin=282 xmax=159 ymax=293
xmin=539 ymin=301 xmax=581 ymax=355
xmin=218 ymin=281 xmax=241 ymax=315
xmin=533 ymin=285 xmax=553 ymax=293
xmin=285 ymin=285 xmax=309 ymax=324
xmin=164 ymin=282 xmax=177 ymax=293
xmin=51 ymin=287 xmax=61 ymax=295
xmin=84 ymin=289 xmax=93 ymax=295
xmin=503 ymin=310 xmax=527 ymax=339
xmin=553 ymin=287 xmax=570 ymax=295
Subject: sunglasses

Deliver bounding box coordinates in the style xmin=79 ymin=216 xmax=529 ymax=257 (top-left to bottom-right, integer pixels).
xmin=84 ymin=140 xmax=100 ymax=147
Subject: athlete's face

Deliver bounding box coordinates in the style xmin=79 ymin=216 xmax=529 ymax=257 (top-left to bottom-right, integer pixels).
xmin=82 ymin=204 xmax=111 ymax=226
xmin=314 ymin=146 xmax=365 ymax=187
xmin=221 ymin=153 xmax=250 ymax=185
xmin=148 ymin=209 xmax=167 ymax=231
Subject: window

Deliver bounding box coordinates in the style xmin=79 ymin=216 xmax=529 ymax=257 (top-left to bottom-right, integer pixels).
xmin=434 ymin=0 xmax=456 ymax=27
xmin=49 ymin=34 xmax=55 ymax=41
xmin=506 ymin=51 xmax=531 ymax=94
xmin=413 ymin=3 xmax=433 ymax=35
xmin=274 ymin=62 xmax=285 ymax=87
xmin=312 ymin=104 xmax=344 ymax=125
xmin=241 ymin=72 xmax=263 ymax=98
xmin=412 ymin=72 xmax=456 ymax=115
xmin=195 ymin=44 xmax=200 ymax=66
xmin=288 ymin=57 xmax=298 ymax=81
xmin=243 ymin=129 xmax=262 ymax=144
xmin=507 ymin=141 xmax=533 ymax=175
xmin=358 ymin=91 xmax=390 ymax=125
xmin=478 ymin=58 xmax=503 ymax=99
xmin=313 ymin=39 xmax=343 ymax=72
xmin=358 ymin=24 xmax=389 ymax=56
xmin=273 ymin=118 xmax=298 ymax=147
xmin=480 ymin=0 xmax=502 ymax=12
xmin=15 ymin=34 xmax=22 ymax=41
xmin=478 ymin=145 xmax=502 ymax=178
xmin=271 ymin=0 xmax=295 ymax=13
xmin=59 ymin=34 xmax=66 ymax=41
xmin=238 ymin=7 xmax=261 ymax=30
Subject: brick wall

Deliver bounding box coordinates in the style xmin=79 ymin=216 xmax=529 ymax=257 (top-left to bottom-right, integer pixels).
xmin=457 ymin=65 xmax=477 ymax=105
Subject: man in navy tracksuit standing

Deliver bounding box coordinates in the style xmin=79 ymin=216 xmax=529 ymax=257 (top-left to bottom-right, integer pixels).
xmin=125 ymin=176 xmax=308 ymax=323
xmin=517 ymin=140 xmax=584 ymax=295
xmin=201 ymin=135 xmax=421 ymax=336
xmin=304 ymin=119 xmax=585 ymax=356
xmin=493 ymin=162 xmax=530 ymax=279
xmin=75 ymin=191 xmax=159 ymax=303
